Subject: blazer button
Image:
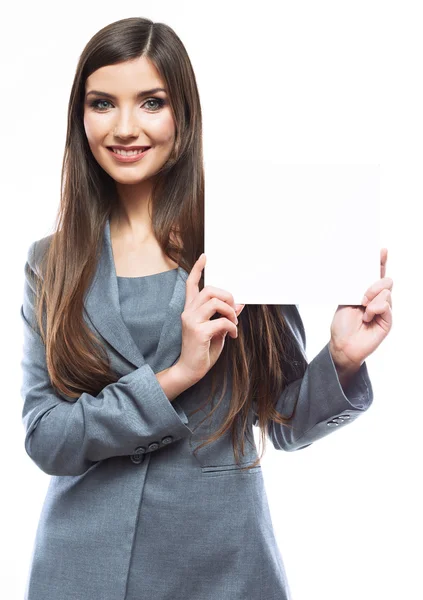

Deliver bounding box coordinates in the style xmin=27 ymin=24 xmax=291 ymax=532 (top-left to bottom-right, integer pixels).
xmin=332 ymin=417 xmax=345 ymax=424
xmin=148 ymin=442 xmax=160 ymax=451
xmin=130 ymin=453 xmax=144 ymax=464
xmin=134 ymin=446 xmax=146 ymax=454
xmin=326 ymin=421 xmax=339 ymax=427
xmin=161 ymin=436 xmax=173 ymax=445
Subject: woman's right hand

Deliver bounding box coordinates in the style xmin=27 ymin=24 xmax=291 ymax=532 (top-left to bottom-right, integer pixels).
xmin=175 ymin=254 xmax=245 ymax=387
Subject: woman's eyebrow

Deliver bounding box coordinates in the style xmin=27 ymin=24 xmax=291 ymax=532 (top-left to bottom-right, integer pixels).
xmin=85 ymin=87 xmax=167 ymax=100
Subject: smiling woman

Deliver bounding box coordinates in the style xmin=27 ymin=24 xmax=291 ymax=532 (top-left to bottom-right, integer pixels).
xmin=20 ymin=15 xmax=376 ymax=600
xmin=83 ymin=60 xmax=176 ymax=189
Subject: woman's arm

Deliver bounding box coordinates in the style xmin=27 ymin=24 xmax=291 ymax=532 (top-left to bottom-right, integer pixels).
xmin=20 ymin=243 xmax=194 ymax=477
xmin=256 ymin=305 xmax=373 ymax=451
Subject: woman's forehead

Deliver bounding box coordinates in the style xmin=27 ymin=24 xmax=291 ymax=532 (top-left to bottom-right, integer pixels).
xmin=85 ymin=56 xmax=164 ymax=90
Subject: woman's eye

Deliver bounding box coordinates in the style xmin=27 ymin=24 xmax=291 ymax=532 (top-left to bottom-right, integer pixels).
xmin=89 ymin=98 xmax=165 ymax=112
xmin=144 ymin=98 xmax=165 ymax=111
xmin=90 ymin=99 xmax=112 ymax=111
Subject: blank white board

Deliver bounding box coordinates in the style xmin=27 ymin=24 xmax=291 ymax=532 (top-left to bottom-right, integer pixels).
xmin=204 ymin=161 xmax=380 ymax=305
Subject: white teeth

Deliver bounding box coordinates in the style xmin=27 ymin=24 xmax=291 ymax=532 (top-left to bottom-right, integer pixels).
xmin=111 ymin=148 xmax=148 ymax=156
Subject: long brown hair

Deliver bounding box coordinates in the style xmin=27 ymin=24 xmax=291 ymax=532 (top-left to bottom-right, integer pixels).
xmin=33 ymin=17 xmax=307 ymax=471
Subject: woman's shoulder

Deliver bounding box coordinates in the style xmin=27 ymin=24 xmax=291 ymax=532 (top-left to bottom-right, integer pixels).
xmin=26 ymin=233 xmax=54 ymax=278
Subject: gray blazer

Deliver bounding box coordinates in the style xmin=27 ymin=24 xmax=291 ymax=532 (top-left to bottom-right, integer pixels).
xmin=20 ymin=217 xmax=373 ymax=600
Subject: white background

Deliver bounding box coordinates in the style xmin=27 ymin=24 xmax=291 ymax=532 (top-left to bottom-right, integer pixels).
xmin=1 ymin=1 xmax=421 ymax=599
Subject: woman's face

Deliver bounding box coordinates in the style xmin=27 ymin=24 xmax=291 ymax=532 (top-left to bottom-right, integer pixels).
xmin=83 ymin=56 xmax=176 ymax=187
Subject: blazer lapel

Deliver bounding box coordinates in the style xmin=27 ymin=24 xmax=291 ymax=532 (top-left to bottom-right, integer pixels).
xmin=84 ymin=216 xmax=189 ymax=372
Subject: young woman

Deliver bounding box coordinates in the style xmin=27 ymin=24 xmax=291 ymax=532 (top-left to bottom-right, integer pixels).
xmin=20 ymin=16 xmax=393 ymax=600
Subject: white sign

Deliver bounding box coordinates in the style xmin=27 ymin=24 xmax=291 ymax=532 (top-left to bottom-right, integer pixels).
xmin=204 ymin=161 xmax=380 ymax=305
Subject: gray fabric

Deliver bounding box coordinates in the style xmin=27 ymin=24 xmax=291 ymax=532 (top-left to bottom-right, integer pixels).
xmin=116 ymin=269 xmax=178 ymax=363
xmin=20 ymin=216 xmax=374 ymax=600
xmin=118 ymin=270 xmax=188 ymax=596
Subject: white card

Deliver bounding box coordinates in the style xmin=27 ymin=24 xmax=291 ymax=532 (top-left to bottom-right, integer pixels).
xmin=204 ymin=161 xmax=380 ymax=305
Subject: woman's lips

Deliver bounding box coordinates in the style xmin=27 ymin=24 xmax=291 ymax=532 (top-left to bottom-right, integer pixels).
xmin=107 ymin=147 xmax=151 ymax=163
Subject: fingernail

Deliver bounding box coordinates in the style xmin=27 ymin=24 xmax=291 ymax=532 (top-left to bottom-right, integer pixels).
xmin=362 ymin=295 xmax=368 ymax=306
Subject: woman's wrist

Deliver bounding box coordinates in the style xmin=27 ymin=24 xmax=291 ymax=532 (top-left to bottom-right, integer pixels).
xmin=156 ymin=364 xmax=194 ymax=401
xmin=329 ymin=341 xmax=363 ymax=393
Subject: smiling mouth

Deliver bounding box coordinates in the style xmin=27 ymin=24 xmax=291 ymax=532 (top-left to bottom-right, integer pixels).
xmin=108 ymin=147 xmax=150 ymax=156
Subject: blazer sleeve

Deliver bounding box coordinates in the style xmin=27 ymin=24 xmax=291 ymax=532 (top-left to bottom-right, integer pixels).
xmin=20 ymin=241 xmax=193 ymax=477
xmin=254 ymin=304 xmax=374 ymax=452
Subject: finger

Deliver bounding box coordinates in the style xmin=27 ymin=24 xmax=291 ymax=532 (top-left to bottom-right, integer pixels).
xmin=362 ymin=276 xmax=393 ymax=306
xmin=380 ymin=247 xmax=388 ymax=279
xmin=203 ymin=316 xmax=238 ymax=340
xmin=195 ymin=285 xmax=236 ymax=312
xmin=363 ymin=299 xmax=393 ymax=326
xmin=199 ymin=297 xmax=239 ymax=326
xmin=380 ymin=248 xmax=388 ymax=264
xmin=383 ymin=289 xmax=392 ymax=309
xmin=185 ymin=253 xmax=206 ymax=308
xmin=363 ymin=290 xmax=392 ymax=320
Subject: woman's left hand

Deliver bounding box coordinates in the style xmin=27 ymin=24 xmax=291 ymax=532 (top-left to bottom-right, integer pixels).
xmin=329 ymin=248 xmax=393 ymax=370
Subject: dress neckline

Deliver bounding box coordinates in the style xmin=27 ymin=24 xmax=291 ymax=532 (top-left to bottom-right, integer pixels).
xmin=116 ymin=268 xmax=179 ymax=280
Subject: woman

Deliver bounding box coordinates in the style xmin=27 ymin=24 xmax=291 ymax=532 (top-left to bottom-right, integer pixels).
xmin=20 ymin=16 xmax=393 ymax=600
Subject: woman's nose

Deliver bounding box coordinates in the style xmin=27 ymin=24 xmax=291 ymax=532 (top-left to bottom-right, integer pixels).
xmin=113 ymin=114 xmax=141 ymax=138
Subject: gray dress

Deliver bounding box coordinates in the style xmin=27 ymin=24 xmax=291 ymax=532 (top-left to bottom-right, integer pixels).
xmin=116 ymin=269 xmax=178 ymax=365
xmin=116 ymin=268 xmax=179 ymax=596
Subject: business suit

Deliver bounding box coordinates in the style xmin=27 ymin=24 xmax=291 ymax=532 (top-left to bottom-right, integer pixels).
xmin=20 ymin=217 xmax=374 ymax=600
